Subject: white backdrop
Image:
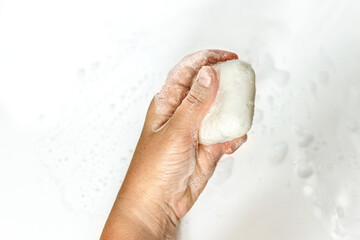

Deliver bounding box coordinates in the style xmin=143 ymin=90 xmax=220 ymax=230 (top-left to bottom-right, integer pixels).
xmin=1 ymin=0 xmax=360 ymax=239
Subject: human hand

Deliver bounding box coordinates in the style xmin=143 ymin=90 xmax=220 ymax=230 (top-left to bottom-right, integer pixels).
xmin=101 ymin=50 xmax=247 ymax=240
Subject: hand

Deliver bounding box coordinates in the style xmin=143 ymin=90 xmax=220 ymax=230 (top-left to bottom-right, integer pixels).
xmin=101 ymin=50 xmax=247 ymax=240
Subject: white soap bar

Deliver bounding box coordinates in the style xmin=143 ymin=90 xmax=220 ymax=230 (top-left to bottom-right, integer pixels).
xmin=199 ymin=59 xmax=256 ymax=145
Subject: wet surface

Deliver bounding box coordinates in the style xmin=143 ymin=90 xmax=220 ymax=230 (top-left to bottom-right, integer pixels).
xmin=1 ymin=0 xmax=360 ymax=239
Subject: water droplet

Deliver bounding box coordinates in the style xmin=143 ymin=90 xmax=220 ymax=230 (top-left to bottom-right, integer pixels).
xmin=110 ymin=103 xmax=116 ymax=110
xmin=297 ymin=163 xmax=313 ymax=179
xmin=91 ymin=62 xmax=101 ymax=71
xmin=269 ymin=142 xmax=288 ymax=164
xmin=295 ymin=126 xmax=314 ymax=147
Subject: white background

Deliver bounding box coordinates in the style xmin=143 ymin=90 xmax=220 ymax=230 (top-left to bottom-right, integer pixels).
xmin=1 ymin=0 xmax=360 ymax=239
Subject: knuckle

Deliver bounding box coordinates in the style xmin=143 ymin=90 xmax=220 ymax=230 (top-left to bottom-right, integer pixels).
xmin=182 ymin=52 xmax=193 ymax=60
xmin=196 ymin=49 xmax=210 ymax=56
xmin=183 ymin=50 xmax=207 ymax=62
xmin=186 ymin=89 xmax=205 ymax=105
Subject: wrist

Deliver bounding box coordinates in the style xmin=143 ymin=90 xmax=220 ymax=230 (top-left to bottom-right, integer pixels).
xmin=129 ymin=197 xmax=176 ymax=239
xmin=104 ymin=185 xmax=178 ymax=240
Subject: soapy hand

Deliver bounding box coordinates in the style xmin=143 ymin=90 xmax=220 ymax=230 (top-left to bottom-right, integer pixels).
xmin=101 ymin=50 xmax=247 ymax=240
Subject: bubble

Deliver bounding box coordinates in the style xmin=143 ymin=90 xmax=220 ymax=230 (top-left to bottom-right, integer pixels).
xmin=296 ymin=163 xmax=313 ymax=179
xmin=268 ymin=142 xmax=288 ymax=164
xmin=294 ymin=126 xmax=314 ymax=147
xmin=91 ymin=62 xmax=101 ymax=71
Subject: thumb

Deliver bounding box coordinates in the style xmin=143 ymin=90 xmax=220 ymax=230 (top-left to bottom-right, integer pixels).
xmin=169 ymin=66 xmax=219 ymax=129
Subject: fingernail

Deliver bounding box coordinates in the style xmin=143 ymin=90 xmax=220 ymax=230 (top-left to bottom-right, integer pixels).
xmin=197 ymin=67 xmax=212 ymax=88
